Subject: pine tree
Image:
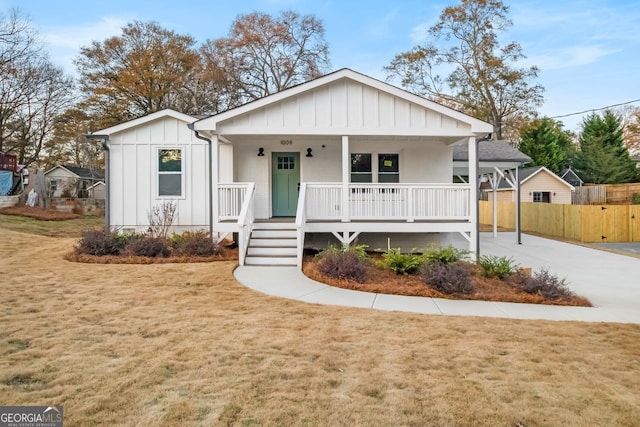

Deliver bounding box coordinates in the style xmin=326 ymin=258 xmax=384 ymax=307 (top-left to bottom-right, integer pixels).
xmin=574 ymin=111 xmax=638 ymax=183
xmin=518 ymin=119 xmax=574 ymax=174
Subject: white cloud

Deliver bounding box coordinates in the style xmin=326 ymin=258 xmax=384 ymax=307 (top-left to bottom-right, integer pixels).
xmin=43 ymin=15 xmax=131 ymax=50
xmin=522 ymin=45 xmax=620 ymax=70
xmin=409 ymin=22 xmax=430 ymax=44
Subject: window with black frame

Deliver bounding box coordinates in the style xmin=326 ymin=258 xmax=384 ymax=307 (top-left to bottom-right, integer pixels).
xmin=378 ymin=153 xmax=399 ymax=183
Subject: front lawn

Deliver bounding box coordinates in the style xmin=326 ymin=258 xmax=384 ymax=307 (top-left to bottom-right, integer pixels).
xmin=1 ymin=228 xmax=639 ymax=425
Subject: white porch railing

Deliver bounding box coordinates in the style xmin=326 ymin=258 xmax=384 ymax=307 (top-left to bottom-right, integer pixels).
xmin=236 ymin=183 xmax=256 ymax=266
xmin=295 ymin=183 xmax=309 ymax=267
xmin=305 ymin=183 xmax=471 ymax=221
xmin=219 ymin=183 xmax=254 ymax=221
xmin=216 ymin=183 xmax=255 ymax=265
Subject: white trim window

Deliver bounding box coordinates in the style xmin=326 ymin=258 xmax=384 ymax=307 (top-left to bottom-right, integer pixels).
xmin=350 ymin=153 xmax=399 ymax=183
xmin=158 ymin=148 xmax=183 ymax=197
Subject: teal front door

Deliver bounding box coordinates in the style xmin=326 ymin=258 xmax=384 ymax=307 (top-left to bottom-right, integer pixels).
xmin=272 ymin=152 xmax=300 ymax=217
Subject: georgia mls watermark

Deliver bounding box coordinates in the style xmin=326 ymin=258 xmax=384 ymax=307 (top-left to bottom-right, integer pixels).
xmin=0 ymin=406 xmax=63 ymax=427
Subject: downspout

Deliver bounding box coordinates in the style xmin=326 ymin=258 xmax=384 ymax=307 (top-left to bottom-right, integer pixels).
xmin=516 ymin=166 xmax=522 ymax=245
xmin=187 ymin=124 xmax=214 ymax=239
xmin=86 ymin=134 xmax=110 ymax=229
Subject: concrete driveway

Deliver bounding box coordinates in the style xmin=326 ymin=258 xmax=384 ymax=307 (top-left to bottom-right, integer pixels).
xmin=478 ymin=232 xmax=640 ymax=321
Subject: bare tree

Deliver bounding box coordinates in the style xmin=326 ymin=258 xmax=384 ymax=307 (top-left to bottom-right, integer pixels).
xmin=202 ymin=10 xmax=330 ymax=105
xmin=0 ymin=9 xmax=75 ymax=166
xmin=385 ymin=0 xmax=543 ymax=140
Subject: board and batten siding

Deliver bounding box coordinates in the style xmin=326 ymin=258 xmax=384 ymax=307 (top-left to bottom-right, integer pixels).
xmin=216 ymin=79 xmax=471 ymax=136
xmin=107 ymin=116 xmax=213 ymax=232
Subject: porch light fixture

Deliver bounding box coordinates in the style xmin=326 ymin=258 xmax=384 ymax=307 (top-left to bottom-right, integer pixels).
xmin=257 ymin=147 xmax=265 ymax=157
xmin=306 ymin=147 xmax=313 ymax=157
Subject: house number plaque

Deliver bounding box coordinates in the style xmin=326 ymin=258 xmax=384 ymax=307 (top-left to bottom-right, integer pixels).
xmin=280 ymin=139 xmax=293 ymax=145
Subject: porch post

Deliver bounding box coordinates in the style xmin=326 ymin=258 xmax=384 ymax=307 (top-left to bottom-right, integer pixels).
xmin=341 ymin=135 xmax=350 ymax=222
xmin=211 ymin=134 xmax=219 ymax=225
xmin=468 ymin=136 xmax=478 ymax=256
xmin=492 ymin=171 xmax=498 ymax=238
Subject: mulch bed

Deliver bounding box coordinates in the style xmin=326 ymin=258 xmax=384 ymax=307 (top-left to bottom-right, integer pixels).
xmin=65 ymin=247 xmax=238 ymax=264
xmin=0 ymin=206 xmax=82 ymax=221
xmin=303 ymin=258 xmax=592 ymax=307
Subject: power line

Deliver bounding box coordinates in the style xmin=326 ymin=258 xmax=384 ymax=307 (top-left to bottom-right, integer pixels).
xmin=546 ymin=98 xmax=640 ymax=119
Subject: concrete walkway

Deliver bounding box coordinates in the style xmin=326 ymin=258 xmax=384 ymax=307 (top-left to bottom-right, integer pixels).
xmin=234 ymin=233 xmax=640 ymax=324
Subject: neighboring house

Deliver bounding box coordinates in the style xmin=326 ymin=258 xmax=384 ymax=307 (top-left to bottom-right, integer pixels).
xmin=0 ymin=152 xmax=17 ymax=196
xmin=93 ymin=68 xmax=531 ymax=266
xmin=87 ymin=181 xmax=106 ymax=199
xmin=44 ymin=165 xmax=105 ymax=198
xmin=560 ymin=167 xmax=583 ymax=187
xmin=485 ymin=166 xmax=574 ymax=204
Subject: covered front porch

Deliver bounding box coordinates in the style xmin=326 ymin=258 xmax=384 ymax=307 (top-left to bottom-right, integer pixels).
xmin=212 ymin=134 xmax=479 ymax=267
xmin=191 ymin=69 xmax=494 ymax=266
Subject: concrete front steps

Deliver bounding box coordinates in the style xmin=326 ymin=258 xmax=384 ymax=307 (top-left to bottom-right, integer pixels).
xmin=245 ymin=223 xmax=298 ymax=266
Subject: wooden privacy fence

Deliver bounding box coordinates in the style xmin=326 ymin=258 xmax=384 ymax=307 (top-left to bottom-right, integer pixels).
xmin=572 ymin=183 xmax=640 ymax=205
xmin=480 ymin=201 xmax=640 ymax=243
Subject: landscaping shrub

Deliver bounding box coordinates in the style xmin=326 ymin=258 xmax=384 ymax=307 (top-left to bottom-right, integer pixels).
xmin=478 ymin=255 xmax=518 ymax=279
xmin=77 ymin=228 xmax=127 ymax=256
xmin=316 ymin=246 xmax=369 ymax=282
xmin=420 ymin=261 xmax=474 ymax=294
xmin=377 ymin=248 xmax=422 ymax=275
xmin=122 ymin=235 xmax=170 ymax=258
xmin=423 ymin=245 xmax=468 ymax=265
xmin=509 ymin=268 xmax=575 ymax=300
xmin=171 ymin=230 xmax=220 ymax=257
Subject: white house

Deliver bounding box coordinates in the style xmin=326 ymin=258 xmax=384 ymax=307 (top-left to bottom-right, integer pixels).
xmin=44 ymin=165 xmax=104 ymax=198
xmin=93 ymin=69 xmax=531 ymax=267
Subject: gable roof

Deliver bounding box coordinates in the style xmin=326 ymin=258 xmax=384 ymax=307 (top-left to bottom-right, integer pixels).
xmin=560 ymin=167 xmax=583 ymax=184
xmin=91 ymin=109 xmax=197 ymax=136
xmin=494 ymin=166 xmax=575 ymax=190
xmin=193 ymin=68 xmax=493 ymax=135
xmin=452 ymin=140 xmax=532 ymax=163
xmin=45 ymin=165 xmax=104 ymax=180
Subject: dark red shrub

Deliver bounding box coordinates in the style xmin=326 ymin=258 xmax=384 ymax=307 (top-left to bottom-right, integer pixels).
xmin=420 ymin=261 xmax=474 ymax=294
xmin=122 ymin=236 xmax=170 ymax=258
xmin=316 ymin=250 xmax=369 ymax=283
xmin=77 ymin=228 xmax=126 ymax=256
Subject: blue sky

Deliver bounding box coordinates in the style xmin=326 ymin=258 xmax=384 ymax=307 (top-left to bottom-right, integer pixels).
xmin=2 ymin=0 xmax=639 ymax=132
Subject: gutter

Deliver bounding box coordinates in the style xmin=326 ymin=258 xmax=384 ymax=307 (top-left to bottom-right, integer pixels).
xmin=86 ymin=134 xmax=110 ymax=229
xmin=187 ymin=124 xmax=214 ymax=238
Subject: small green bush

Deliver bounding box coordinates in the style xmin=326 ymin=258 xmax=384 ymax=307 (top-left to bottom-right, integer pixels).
xmin=122 ymin=235 xmax=170 ymax=258
xmin=77 ymin=228 xmax=126 ymax=256
xmin=377 ymin=248 xmax=422 ymax=275
xmin=423 ymin=245 xmax=469 ymax=265
xmin=170 ymin=230 xmax=220 ymax=257
xmin=478 ymin=255 xmax=518 ymax=279
xmin=316 ymin=244 xmax=369 ymax=261
xmin=420 ymin=261 xmax=474 ymax=294
xmin=509 ymin=268 xmax=575 ymax=300
xmin=316 ymin=246 xmax=369 ymax=282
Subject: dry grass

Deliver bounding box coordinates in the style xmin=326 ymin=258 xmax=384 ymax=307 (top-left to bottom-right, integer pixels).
xmin=1 ymin=229 xmax=640 ymax=425
xmin=0 ymin=211 xmax=103 ymax=237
